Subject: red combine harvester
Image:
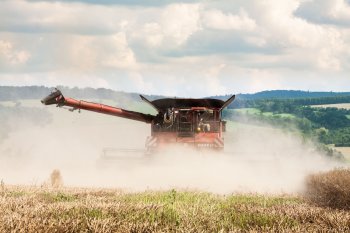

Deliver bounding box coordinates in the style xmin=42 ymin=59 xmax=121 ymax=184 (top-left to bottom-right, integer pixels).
xmin=41 ymin=89 xmax=235 ymax=154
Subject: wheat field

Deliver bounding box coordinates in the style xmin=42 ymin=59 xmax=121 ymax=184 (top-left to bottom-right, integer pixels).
xmin=333 ymin=147 xmax=350 ymax=161
xmin=311 ymin=103 xmax=350 ymax=109
xmin=0 ymin=185 xmax=349 ymax=233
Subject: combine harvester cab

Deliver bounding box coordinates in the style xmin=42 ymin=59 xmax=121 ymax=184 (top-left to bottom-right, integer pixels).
xmin=41 ymin=89 xmax=235 ymax=161
xmin=143 ymin=95 xmax=235 ymax=153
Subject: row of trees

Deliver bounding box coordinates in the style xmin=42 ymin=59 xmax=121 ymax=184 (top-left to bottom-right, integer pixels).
xmin=253 ymin=101 xmax=350 ymax=130
xmin=229 ymin=95 xmax=350 ymax=109
xmin=224 ymin=96 xmax=350 ymax=148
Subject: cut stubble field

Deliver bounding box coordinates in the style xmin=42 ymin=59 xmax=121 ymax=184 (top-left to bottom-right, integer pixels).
xmin=0 ymin=185 xmax=349 ymax=233
xmin=311 ymin=103 xmax=350 ymax=110
xmin=333 ymin=147 xmax=350 ymax=161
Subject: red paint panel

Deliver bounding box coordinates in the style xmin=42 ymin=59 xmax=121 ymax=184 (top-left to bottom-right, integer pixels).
xmin=64 ymin=98 xmax=154 ymax=123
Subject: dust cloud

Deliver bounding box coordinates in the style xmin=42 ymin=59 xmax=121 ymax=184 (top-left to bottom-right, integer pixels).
xmin=0 ymin=102 xmax=345 ymax=194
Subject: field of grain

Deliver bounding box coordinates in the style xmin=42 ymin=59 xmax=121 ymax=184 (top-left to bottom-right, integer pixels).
xmin=311 ymin=103 xmax=350 ymax=109
xmin=305 ymin=169 xmax=350 ymax=210
xmin=334 ymin=147 xmax=350 ymax=161
xmin=0 ymin=185 xmax=349 ymax=232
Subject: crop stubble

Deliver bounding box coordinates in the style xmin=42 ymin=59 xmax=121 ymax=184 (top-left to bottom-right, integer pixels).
xmin=0 ymin=185 xmax=349 ymax=232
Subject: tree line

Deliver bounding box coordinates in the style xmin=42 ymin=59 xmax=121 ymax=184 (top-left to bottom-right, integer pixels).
xmin=224 ymin=96 xmax=350 ymax=147
xmin=229 ymin=95 xmax=350 ymax=109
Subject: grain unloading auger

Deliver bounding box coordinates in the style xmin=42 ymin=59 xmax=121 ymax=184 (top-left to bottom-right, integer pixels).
xmin=41 ymin=89 xmax=235 ymax=158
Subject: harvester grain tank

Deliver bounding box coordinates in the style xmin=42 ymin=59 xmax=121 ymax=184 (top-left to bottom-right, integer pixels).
xmin=41 ymin=89 xmax=235 ymax=153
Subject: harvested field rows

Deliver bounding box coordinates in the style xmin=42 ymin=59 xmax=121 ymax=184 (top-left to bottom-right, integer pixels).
xmin=334 ymin=147 xmax=350 ymax=161
xmin=311 ymin=103 xmax=350 ymax=109
xmin=0 ymin=186 xmax=349 ymax=232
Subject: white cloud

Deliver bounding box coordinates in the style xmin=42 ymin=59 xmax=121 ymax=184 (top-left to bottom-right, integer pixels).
xmin=201 ymin=63 xmax=227 ymax=95
xmin=0 ymin=0 xmax=349 ymax=96
xmin=160 ymin=3 xmax=201 ymax=46
xmin=296 ymin=0 xmax=350 ymax=26
xmin=0 ymin=40 xmax=31 ymax=66
xmin=95 ymin=78 xmax=110 ymax=88
xmin=244 ymin=36 xmax=267 ymax=47
xmin=128 ymin=72 xmax=153 ymax=93
xmin=0 ymin=0 xmax=134 ymax=34
xmin=330 ymin=0 xmax=350 ymax=21
xmin=131 ymin=3 xmax=202 ymax=49
xmin=102 ymin=33 xmax=137 ymax=69
xmin=202 ymin=8 xmax=256 ymax=31
xmin=247 ymin=69 xmax=283 ymax=93
xmin=245 ymin=0 xmax=348 ymax=71
xmin=141 ymin=23 xmax=164 ymax=47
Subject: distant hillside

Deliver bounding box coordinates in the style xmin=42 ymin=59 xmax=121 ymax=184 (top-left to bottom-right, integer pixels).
xmin=1 ymin=86 xmax=350 ymax=106
xmin=212 ymin=90 xmax=350 ymax=101
xmin=212 ymin=90 xmax=350 ymax=109
xmin=246 ymin=90 xmax=350 ymax=99
xmin=0 ymin=86 xmax=142 ymax=102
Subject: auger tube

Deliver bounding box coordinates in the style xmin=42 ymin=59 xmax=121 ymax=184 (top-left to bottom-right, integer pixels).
xmin=41 ymin=89 xmax=156 ymax=124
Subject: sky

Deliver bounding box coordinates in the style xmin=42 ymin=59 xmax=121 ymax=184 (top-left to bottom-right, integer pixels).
xmin=0 ymin=0 xmax=349 ymax=97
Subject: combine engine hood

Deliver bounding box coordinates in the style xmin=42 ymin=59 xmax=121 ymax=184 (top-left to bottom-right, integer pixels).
xmin=41 ymin=89 xmax=156 ymax=124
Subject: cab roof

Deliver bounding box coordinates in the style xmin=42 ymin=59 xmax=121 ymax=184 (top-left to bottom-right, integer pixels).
xmin=140 ymin=95 xmax=235 ymax=112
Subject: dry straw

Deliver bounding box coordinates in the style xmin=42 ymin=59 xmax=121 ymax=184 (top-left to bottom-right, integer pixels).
xmin=0 ymin=187 xmax=349 ymax=232
xmin=305 ymin=168 xmax=350 ymax=210
xmin=50 ymin=169 xmax=63 ymax=188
